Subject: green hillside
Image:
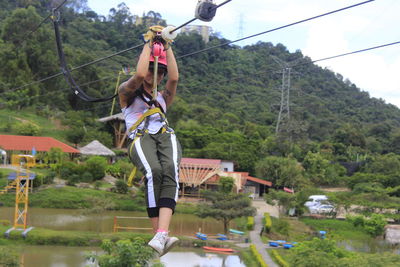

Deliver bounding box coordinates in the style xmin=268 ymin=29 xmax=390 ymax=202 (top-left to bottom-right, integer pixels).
xmin=1 ymin=0 xmax=400 ymax=178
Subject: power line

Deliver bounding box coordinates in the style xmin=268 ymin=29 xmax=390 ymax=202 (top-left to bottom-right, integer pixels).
xmin=2 ymin=43 xmax=144 ymax=95
xmin=308 ymin=41 xmax=400 ymax=65
xmin=11 ymin=0 xmax=68 ymax=49
xmin=2 ymin=0 xmax=374 ymax=95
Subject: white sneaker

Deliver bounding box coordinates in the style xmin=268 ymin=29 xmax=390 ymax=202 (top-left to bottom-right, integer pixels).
xmin=148 ymin=232 xmax=168 ymax=255
xmin=160 ymin=236 xmax=179 ymax=257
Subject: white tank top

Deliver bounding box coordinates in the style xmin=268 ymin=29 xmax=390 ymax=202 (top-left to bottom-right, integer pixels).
xmin=122 ymin=92 xmax=167 ymax=139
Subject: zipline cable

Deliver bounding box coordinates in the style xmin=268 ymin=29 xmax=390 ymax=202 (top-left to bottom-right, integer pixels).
xmin=177 ymin=0 xmax=375 ymax=59
xmin=2 ymin=0 xmax=374 ymax=96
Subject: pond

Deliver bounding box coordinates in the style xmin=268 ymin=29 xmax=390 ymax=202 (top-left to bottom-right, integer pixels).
xmin=337 ymin=239 xmax=400 ymax=254
xmin=0 ymin=207 xmax=232 ymax=236
xmin=18 ymin=246 xmax=246 ymax=267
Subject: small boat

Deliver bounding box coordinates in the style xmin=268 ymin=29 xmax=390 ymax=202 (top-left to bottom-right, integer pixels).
xmin=229 ymin=229 xmax=244 ymax=235
xmin=196 ymin=232 xmax=207 ymax=240
xmin=216 ymin=234 xmax=228 ymax=241
xmin=283 ymin=244 xmax=294 ymax=249
xmin=269 ymin=241 xmax=279 ymax=247
xmin=203 ymin=246 xmax=235 ymax=253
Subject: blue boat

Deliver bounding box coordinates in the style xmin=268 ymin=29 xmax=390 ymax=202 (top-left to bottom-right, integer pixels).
xmin=269 ymin=241 xmax=279 ymax=247
xmin=216 ymin=234 xmax=228 ymax=241
xmin=196 ymin=232 xmax=207 ymax=240
xmin=229 ymin=229 xmax=244 ymax=235
xmin=283 ymin=244 xmax=294 ymax=249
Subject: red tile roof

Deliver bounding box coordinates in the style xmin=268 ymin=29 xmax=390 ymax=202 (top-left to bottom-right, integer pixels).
xmin=284 ymin=187 xmax=294 ymax=193
xmin=0 ymin=135 xmax=79 ymax=153
xmin=246 ymin=176 xmax=272 ymax=187
xmin=181 ymin=158 xmax=221 ymax=165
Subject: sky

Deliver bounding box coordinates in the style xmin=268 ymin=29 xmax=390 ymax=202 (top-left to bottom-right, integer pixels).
xmin=87 ymin=0 xmax=400 ymax=108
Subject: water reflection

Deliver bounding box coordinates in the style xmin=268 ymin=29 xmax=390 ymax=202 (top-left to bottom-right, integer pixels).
xmin=161 ymin=250 xmax=245 ymax=267
xmin=337 ymin=239 xmax=400 ymax=254
xmin=20 ymin=246 xmax=99 ymax=267
xmin=0 ymin=207 xmax=230 ymax=235
xmin=19 ymin=246 xmax=245 ymax=267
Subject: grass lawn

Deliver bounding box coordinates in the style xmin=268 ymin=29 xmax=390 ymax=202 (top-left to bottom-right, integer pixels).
xmin=0 ymin=108 xmax=66 ymax=141
xmin=300 ymin=217 xmax=372 ymax=242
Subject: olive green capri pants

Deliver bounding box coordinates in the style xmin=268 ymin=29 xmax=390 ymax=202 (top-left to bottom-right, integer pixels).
xmin=128 ymin=131 xmax=182 ymax=218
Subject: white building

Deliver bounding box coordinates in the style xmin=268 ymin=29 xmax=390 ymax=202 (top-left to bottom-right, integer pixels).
xmin=180 ymin=25 xmax=212 ymax=43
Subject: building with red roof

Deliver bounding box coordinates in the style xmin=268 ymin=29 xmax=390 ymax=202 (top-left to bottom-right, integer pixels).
xmin=179 ymin=157 xmax=272 ymax=198
xmin=0 ymin=135 xmax=80 ymax=158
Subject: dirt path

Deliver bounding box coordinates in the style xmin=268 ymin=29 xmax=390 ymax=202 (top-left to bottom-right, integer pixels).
xmin=249 ymin=199 xmax=279 ymax=267
xmin=252 ymin=199 xmax=279 ymax=218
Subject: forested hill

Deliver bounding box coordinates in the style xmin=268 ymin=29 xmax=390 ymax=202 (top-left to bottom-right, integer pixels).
xmin=1 ymin=1 xmax=400 ymax=174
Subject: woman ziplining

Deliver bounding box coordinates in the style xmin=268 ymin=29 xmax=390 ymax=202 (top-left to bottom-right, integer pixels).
xmin=118 ymin=26 xmax=181 ymax=256
xmin=50 ymin=0 xmax=231 ymax=257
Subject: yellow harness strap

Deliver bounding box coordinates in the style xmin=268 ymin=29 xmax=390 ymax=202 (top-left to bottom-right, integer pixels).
xmin=128 ymin=107 xmax=166 ymax=133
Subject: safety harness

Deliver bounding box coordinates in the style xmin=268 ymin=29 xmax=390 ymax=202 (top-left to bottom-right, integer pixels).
xmin=126 ymin=89 xmax=172 ymax=187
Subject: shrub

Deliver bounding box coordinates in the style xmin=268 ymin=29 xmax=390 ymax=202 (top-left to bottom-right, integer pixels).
xmin=264 ymin=212 xmax=272 ymax=233
xmin=346 ymin=215 xmax=365 ymax=227
xmin=66 ymin=174 xmax=80 ymax=186
xmin=0 ymin=219 xmax=11 ymax=226
xmin=272 ymin=217 xmax=290 ymax=237
xmin=13 ymin=122 xmax=40 ymax=136
xmin=59 ymin=161 xmax=81 ymax=180
xmin=85 ymin=156 xmax=107 ymax=180
xmin=94 ymin=181 xmax=102 ymax=190
xmin=88 ymin=238 xmax=153 ymax=267
xmin=364 ymin=214 xmax=387 ymax=237
xmin=247 ymin=216 xmax=255 ymax=230
xmin=81 ymin=172 xmax=93 ymax=183
xmin=0 ymin=247 xmax=18 ymax=267
xmin=115 ymin=180 xmax=128 ymax=194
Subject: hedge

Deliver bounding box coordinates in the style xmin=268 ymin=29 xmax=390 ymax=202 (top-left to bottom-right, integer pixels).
xmin=250 ymin=244 xmax=268 ymax=267
xmin=271 ymin=250 xmax=290 ymax=267
xmin=264 ymin=212 xmax=272 ymax=233
xmin=247 ymin=216 xmax=255 ymax=230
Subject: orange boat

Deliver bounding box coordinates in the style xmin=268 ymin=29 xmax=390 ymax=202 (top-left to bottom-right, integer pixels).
xmin=202 ymin=246 xmax=235 ymax=253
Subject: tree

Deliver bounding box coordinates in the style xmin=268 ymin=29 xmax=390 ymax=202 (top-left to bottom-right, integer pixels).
xmin=196 ymin=177 xmax=256 ymax=234
xmin=264 ymin=189 xmax=296 ymax=215
xmin=255 ymin=156 xmax=305 ymax=189
xmin=46 ymin=147 xmax=66 ymax=165
xmin=302 ymin=152 xmax=346 ymax=185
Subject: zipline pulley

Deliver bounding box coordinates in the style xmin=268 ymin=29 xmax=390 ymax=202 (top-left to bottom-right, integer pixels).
xmin=195 ymin=0 xmax=217 ymax=22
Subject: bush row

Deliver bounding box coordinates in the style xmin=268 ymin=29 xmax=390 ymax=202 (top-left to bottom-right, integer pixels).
xmin=264 ymin=212 xmax=272 ymax=233
xmin=250 ymin=244 xmax=268 ymax=267
xmin=270 ymin=250 xmax=289 ymax=267
xmin=247 ymin=216 xmax=254 ymax=230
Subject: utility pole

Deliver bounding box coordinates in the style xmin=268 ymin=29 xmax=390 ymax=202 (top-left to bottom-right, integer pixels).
xmin=237 ymin=13 xmax=244 ymax=39
xmin=276 ymin=66 xmax=292 ymax=134
xmin=272 ymin=56 xmax=293 ymax=137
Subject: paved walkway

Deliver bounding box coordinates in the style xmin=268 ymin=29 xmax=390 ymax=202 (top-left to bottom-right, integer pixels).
xmin=250 ymin=201 xmax=278 ymax=267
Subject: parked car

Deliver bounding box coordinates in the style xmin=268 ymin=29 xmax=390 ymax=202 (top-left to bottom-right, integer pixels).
xmin=309 ymin=204 xmax=336 ymax=214
xmin=304 ymin=195 xmax=328 ymax=208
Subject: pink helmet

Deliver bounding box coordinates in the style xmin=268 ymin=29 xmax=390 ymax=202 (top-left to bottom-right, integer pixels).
xmin=149 ymin=42 xmax=167 ymax=70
